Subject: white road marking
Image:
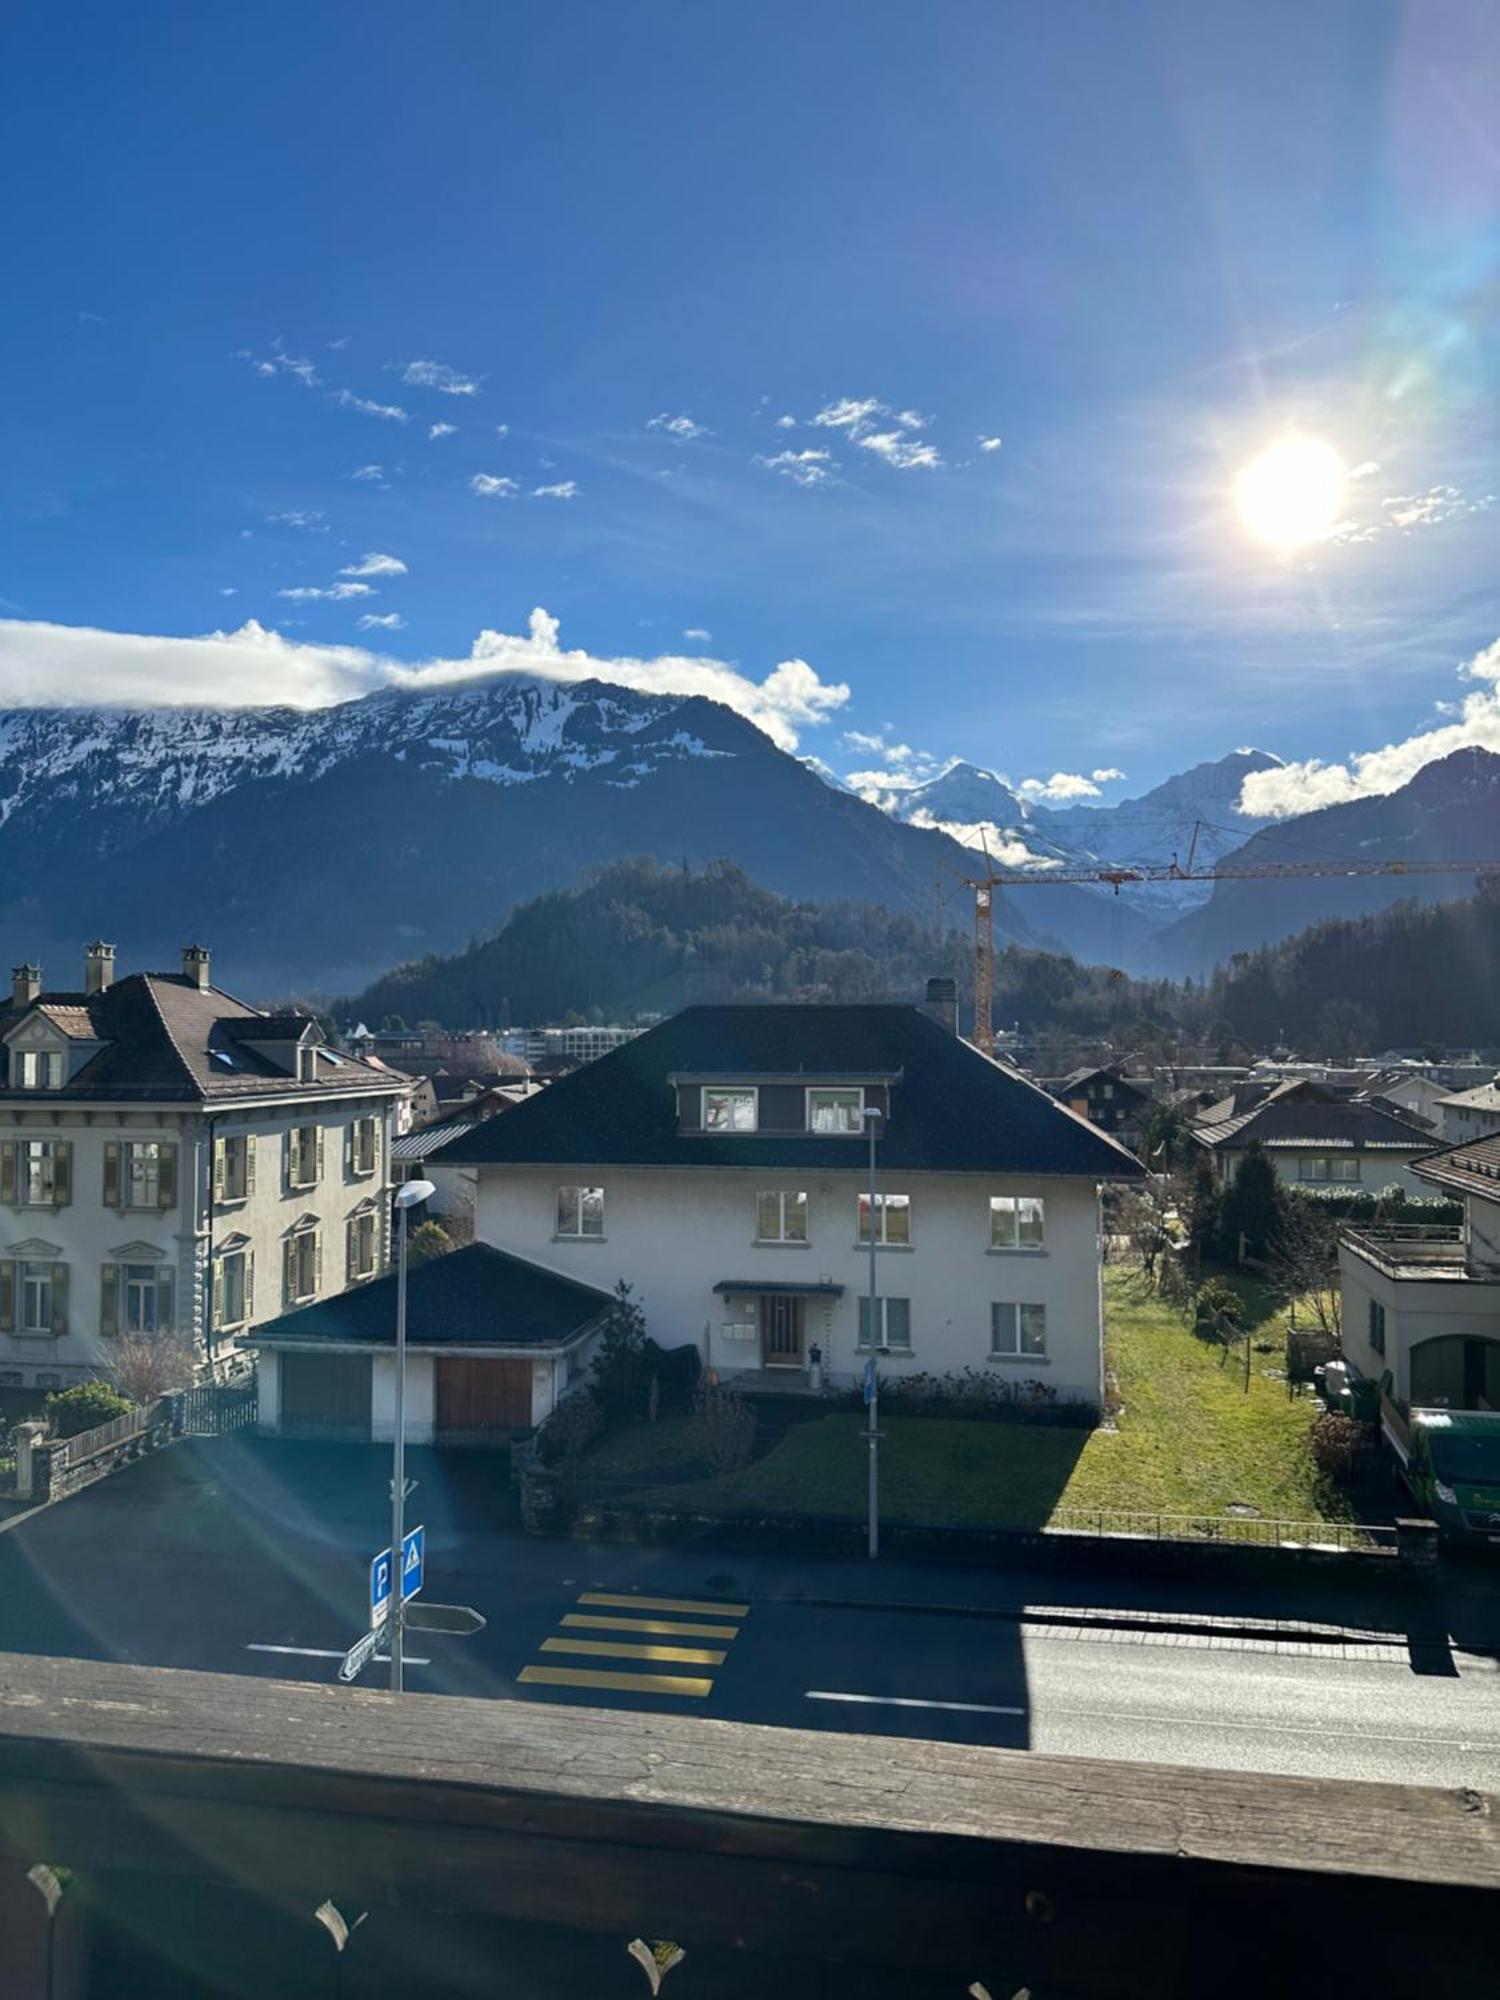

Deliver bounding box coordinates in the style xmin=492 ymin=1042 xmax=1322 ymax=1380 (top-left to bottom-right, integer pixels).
xmin=247 ymin=1643 xmax=432 ymax=1665
xmin=805 ymin=1690 xmax=1025 ymax=1717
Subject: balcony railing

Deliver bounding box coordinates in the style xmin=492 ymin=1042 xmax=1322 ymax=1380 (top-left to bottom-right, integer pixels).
xmin=1341 ymin=1224 xmax=1468 ymax=1278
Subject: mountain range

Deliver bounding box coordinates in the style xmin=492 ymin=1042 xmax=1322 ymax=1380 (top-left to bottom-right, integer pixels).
xmin=0 ymin=673 xmax=1492 ymax=995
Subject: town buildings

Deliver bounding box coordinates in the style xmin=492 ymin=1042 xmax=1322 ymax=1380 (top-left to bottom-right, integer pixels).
xmin=1190 ymin=1080 xmax=1437 ymax=1198
xmin=0 ymin=946 xmax=407 ymax=1391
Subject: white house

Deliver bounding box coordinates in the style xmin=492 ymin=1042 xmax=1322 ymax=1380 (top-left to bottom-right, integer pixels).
xmin=1339 ymin=1132 xmax=1500 ymax=1412
xmin=1435 ymin=1080 xmax=1500 ymax=1147
xmin=0 ymin=945 xmax=408 ymax=1391
xmin=1192 ymin=1079 xmax=1437 ymax=1199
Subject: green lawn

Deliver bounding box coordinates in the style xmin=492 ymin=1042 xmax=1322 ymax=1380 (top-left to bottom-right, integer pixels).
xmin=634 ymin=1269 xmax=1336 ymax=1529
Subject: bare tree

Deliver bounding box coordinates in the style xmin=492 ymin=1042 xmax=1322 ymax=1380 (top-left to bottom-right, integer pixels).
xmin=690 ymin=1382 xmax=757 ymax=1479
xmin=109 ymin=1329 xmax=199 ymax=1406
xmin=1266 ymin=1194 xmax=1342 ymax=1340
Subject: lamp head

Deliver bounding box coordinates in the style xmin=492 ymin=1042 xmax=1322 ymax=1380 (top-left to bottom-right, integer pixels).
xmin=395 ymin=1178 xmax=435 ymax=1209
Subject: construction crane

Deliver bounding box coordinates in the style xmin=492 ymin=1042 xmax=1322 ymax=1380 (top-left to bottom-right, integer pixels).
xmin=956 ymin=845 xmax=1500 ymax=1059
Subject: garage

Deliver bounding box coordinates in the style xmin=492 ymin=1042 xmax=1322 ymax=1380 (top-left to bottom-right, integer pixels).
xmin=435 ymin=1356 xmax=534 ymax=1437
xmin=279 ymin=1351 xmax=373 ymax=1438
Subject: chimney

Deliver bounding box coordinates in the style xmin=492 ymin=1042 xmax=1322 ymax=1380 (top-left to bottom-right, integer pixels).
xmin=182 ymin=944 xmax=212 ymax=993
xmin=84 ymin=941 xmax=116 ymax=995
xmin=925 ymin=975 xmax=958 ymax=1036
xmin=11 ymin=964 xmax=41 ymax=1008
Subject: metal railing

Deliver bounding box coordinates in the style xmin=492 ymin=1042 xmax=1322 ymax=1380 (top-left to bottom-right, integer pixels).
xmin=1046 ymin=1506 xmax=1396 ymax=1552
xmin=1341 ymin=1225 xmax=1467 ymax=1275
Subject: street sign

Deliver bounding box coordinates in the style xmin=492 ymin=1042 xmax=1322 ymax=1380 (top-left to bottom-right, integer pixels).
xmin=370 ymin=1525 xmax=424 ymax=1629
xmin=404 ymin=1601 xmax=486 ymax=1636
xmin=863 ymin=1357 xmax=878 ymax=1406
xmin=338 ymin=1628 xmax=380 ymax=1684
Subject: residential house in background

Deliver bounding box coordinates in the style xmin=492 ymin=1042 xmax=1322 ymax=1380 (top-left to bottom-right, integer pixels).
xmin=1046 ymin=1065 xmax=1153 ymax=1147
xmin=0 ymin=945 xmax=408 ymax=1391
xmin=1340 ymin=1133 xmax=1500 ymax=1412
xmin=426 ymin=1002 xmax=1143 ymax=1417
xmin=1190 ymin=1080 xmax=1436 ymax=1198
xmin=1354 ymin=1067 xmax=1451 ymax=1133
xmin=1436 ymin=1080 xmax=1500 ymax=1146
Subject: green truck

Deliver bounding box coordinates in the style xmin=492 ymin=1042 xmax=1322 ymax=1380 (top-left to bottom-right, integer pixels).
xmin=1380 ymin=1381 xmax=1500 ymax=1547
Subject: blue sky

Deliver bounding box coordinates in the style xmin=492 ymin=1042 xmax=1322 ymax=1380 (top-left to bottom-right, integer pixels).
xmin=2 ymin=0 xmax=1498 ymax=816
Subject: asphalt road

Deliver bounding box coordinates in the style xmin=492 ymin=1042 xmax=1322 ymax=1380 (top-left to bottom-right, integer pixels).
xmin=3 ymin=1437 xmax=1499 ymax=1791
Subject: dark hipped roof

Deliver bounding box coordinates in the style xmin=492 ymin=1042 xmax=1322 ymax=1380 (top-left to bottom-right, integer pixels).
xmin=431 ymin=1005 xmax=1143 ymax=1179
xmin=250 ymin=1243 xmax=613 ymax=1350
xmin=0 ymin=972 xmax=407 ymax=1105
xmin=1193 ymin=1092 xmax=1434 ymax=1153
xmin=1410 ymin=1133 xmax=1500 ymax=1202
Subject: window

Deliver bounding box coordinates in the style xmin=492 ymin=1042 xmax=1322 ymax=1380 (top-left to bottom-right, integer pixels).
xmin=347 ymin=1210 xmax=378 ymax=1280
xmin=124 ymin=1263 xmax=160 ymax=1335
xmin=857 ymin=1296 xmax=911 ymax=1352
xmin=20 ymin=1260 xmax=59 ymax=1334
xmin=348 ymin=1116 xmax=378 ymax=1178
xmin=102 ymin=1139 xmax=177 ymax=1210
xmin=215 ymin=1134 xmax=254 ymax=1204
xmin=990 ymin=1195 xmax=1045 ymax=1250
xmin=1098 ymin=1082 xmax=1115 ymax=1101
xmin=991 ymin=1301 xmax=1047 ymax=1359
xmin=703 ymin=1087 xmax=757 ymax=1132
xmin=556 ymin=1185 xmax=604 ymax=1238
xmin=808 ymin=1087 xmax=864 ymax=1134
xmin=1298 ymin=1155 xmax=1360 ymax=1184
xmin=215 ymin=1248 xmax=253 ymax=1330
xmin=756 ymin=1189 xmax=808 ymax=1242
xmin=15 ymin=1050 xmax=64 ymax=1090
xmin=857 ymin=1192 xmax=910 ymax=1246
xmin=284 ymin=1226 xmax=319 ymax=1305
xmin=18 ymin=1140 xmax=71 ymax=1209
xmin=297 ymin=1045 xmax=317 ymax=1083
xmin=288 ymin=1124 xmax=321 ymax=1189
xmin=1368 ymin=1298 xmax=1386 ymax=1356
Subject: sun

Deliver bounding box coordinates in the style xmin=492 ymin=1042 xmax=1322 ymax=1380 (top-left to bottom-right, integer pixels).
xmin=1234 ymin=436 xmax=1347 ymax=548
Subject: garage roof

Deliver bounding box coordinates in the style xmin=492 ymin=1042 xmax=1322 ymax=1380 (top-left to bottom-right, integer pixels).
xmin=249 ymin=1244 xmax=613 ymax=1351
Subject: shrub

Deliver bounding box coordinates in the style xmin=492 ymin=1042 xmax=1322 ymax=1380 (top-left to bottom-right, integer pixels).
xmin=872 ymin=1367 xmax=1096 ymax=1428
xmin=1310 ymin=1411 xmax=1367 ymax=1482
xmin=1192 ymin=1276 xmax=1243 ymax=1339
xmin=43 ymin=1382 xmax=132 ymax=1439
xmin=591 ymin=1281 xmax=652 ymax=1419
xmin=536 ymin=1389 xmax=605 ymax=1467
xmin=109 ymin=1330 xmax=197 ymax=1406
xmin=406 ymin=1220 xmax=453 ymax=1267
xmin=640 ymin=1337 xmax=702 ymax=1415
xmin=690 ymin=1381 xmax=758 ymax=1478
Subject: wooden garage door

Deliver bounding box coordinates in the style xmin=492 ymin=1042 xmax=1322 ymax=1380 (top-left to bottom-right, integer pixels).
xmin=280 ymin=1351 xmax=372 ymax=1437
xmin=435 ymin=1357 xmax=533 ymax=1435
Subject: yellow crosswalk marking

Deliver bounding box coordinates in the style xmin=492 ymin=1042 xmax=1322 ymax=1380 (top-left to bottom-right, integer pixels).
xmin=518 ymin=1664 xmax=712 ymax=1698
xmin=542 ymin=1636 xmax=727 ymax=1666
xmin=561 ymin=1612 xmax=740 ymax=1640
xmin=578 ymin=1590 xmax=751 ymax=1618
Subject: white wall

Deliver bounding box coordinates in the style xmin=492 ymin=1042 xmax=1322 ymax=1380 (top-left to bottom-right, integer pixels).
xmin=1215 ymin=1147 xmax=1435 ymax=1200
xmin=372 ymin=1350 xmax=435 ymax=1443
xmin=1339 ymin=1243 xmax=1500 ymax=1400
xmin=474 ymin=1164 xmax=1106 ymax=1406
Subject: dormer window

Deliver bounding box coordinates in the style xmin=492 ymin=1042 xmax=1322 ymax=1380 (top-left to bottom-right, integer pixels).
xmin=808 ymin=1087 xmax=864 ymax=1134
xmin=703 ymin=1087 xmax=757 ymax=1133
xmin=15 ymin=1051 xmax=64 ymax=1091
xmin=298 ymin=1046 xmax=317 ymax=1083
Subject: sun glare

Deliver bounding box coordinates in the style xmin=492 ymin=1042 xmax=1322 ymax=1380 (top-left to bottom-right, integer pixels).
xmin=1234 ymin=436 xmax=1346 ymax=549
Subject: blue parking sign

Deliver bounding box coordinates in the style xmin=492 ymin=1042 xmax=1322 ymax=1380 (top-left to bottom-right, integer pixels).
xmin=370 ymin=1525 xmax=424 ymax=1629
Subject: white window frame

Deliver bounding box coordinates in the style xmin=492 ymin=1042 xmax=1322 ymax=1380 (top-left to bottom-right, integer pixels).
xmin=350 ymin=1115 xmax=378 ymax=1178
xmin=991 ymin=1301 xmax=1047 ymax=1360
xmin=218 ymin=1248 xmax=251 ymax=1329
xmin=126 ymin=1141 xmax=163 ymax=1210
xmin=857 ymin=1191 xmax=910 ymax=1247
xmin=555 ymin=1185 xmax=605 ymax=1239
xmin=990 ymin=1195 xmax=1046 ymax=1251
xmin=20 ymin=1260 xmax=54 ymax=1334
xmin=702 ymin=1086 xmax=758 ymax=1133
xmin=122 ymin=1262 xmax=161 ymax=1336
xmin=287 ymin=1226 xmax=319 ymax=1304
xmin=19 ymin=1139 xmax=65 ymax=1209
xmin=348 ymin=1210 xmax=378 ymax=1280
xmin=807 ymin=1086 xmax=865 ymax=1135
xmin=219 ymin=1135 xmax=252 ymax=1203
xmin=756 ymin=1189 xmax=808 ymax=1243
xmin=288 ymin=1124 xmax=320 ymax=1190
xmin=15 ymin=1049 xmax=64 ymax=1091
xmin=857 ymin=1295 xmax=912 ymax=1353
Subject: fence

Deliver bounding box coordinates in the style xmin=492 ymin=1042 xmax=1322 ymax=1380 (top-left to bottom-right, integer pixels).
xmin=1046 ymin=1505 xmax=1396 ymax=1552
xmin=174 ymin=1375 xmax=258 ymax=1438
xmin=37 ymin=1404 xmax=169 ymax=1502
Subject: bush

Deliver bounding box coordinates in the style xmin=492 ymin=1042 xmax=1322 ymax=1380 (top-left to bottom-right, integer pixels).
xmin=591 ymin=1281 xmax=652 ymax=1419
xmin=868 ymin=1367 xmax=1097 ymax=1428
xmin=640 ymin=1338 xmax=702 ymax=1415
xmin=536 ymin=1389 xmax=605 ymax=1467
xmin=43 ymin=1382 xmax=132 ymax=1439
xmin=1192 ymin=1276 xmax=1243 ymax=1339
xmin=690 ymin=1381 xmax=758 ymax=1478
xmin=1309 ymin=1411 xmax=1367 ymax=1482
xmin=406 ymin=1219 xmax=453 ymax=1267
xmin=109 ymin=1329 xmax=197 ymax=1406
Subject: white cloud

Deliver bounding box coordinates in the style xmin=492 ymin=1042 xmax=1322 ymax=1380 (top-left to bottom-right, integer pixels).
xmin=1349 ymin=460 xmax=1379 ymax=479
xmin=219 ymin=587 xmax=239 ymax=597
xmin=812 ymin=397 xmax=884 ymax=433
xmin=857 ymin=430 xmax=942 ymax=470
xmin=278 ymin=582 xmax=375 ymax=602
xmin=350 ymin=464 xmax=385 ymax=481
xmin=683 ymin=627 xmax=711 ymax=641
xmin=1381 ymin=484 xmax=1493 ymax=530
xmin=333 ymin=389 xmax=409 ymax=422
xmin=1017 ymin=770 xmax=1103 ymax=802
xmin=756 ymin=448 xmax=835 ymax=488
xmin=328 ymin=336 xmax=351 ymax=351
xmin=401 ymin=360 xmax=480 ymax=396
xmin=809 ymin=395 xmax=941 ymax=469
xmin=978 ymin=435 xmax=1003 ymax=452
xmin=1239 ymin=635 xmax=1500 ymax=817
xmin=896 ymin=409 xmax=927 ymax=430
xmin=907 ymin=811 xmax=1062 ymax=869
xmin=338 ymin=551 xmax=408 ymax=578
xmin=1091 ymin=766 xmax=1126 ymax=782
xmin=470 ymin=473 xmax=518 ymax=497
xmin=774 ymin=413 xmax=797 ymax=429
xmin=532 ymin=481 xmax=577 ymax=500
xmin=495 ymin=423 xmax=509 ymax=438
xmin=357 ymin=612 xmax=405 ymax=631
xmin=266 ymin=509 xmax=328 ymax=532
xmin=428 ymin=422 xmax=457 ymax=440
xmin=647 ymin=412 xmax=710 ymax=441
xmin=238 ymin=340 xmax=321 ymax=389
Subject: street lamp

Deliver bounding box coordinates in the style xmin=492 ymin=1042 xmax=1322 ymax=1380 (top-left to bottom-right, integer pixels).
xmin=389 ymin=1178 xmax=435 ymax=1693
xmin=863 ymin=1105 xmax=883 ymax=1560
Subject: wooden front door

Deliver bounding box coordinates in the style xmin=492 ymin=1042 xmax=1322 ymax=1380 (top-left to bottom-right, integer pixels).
xmin=435 ymin=1356 xmax=533 ymax=1435
xmin=761 ymin=1295 xmax=804 ymax=1369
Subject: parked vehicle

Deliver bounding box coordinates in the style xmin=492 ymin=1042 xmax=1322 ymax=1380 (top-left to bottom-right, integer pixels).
xmin=1380 ymin=1377 xmax=1500 ymax=1547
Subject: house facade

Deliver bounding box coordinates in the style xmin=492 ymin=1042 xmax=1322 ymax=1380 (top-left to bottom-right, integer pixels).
xmin=1339 ymin=1133 xmax=1500 ymax=1411
xmin=434 ymin=1003 xmax=1143 ymax=1412
xmin=1192 ymin=1080 xmax=1436 ymax=1198
xmin=0 ymin=946 xmax=408 ymax=1390
xmin=1435 ymin=1081 xmax=1500 ymax=1147
xmin=1046 ymin=1065 xmax=1153 ymax=1146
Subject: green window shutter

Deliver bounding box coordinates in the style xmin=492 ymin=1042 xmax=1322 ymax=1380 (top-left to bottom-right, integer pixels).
xmin=244 ymin=1250 xmax=255 ymax=1321
xmin=0 ymin=1260 xmax=13 ymax=1332
xmin=0 ymin=1141 xmax=16 ymax=1208
xmin=52 ymin=1142 xmax=72 ymax=1208
xmin=157 ymin=1266 xmax=175 ymax=1333
xmin=344 ymin=1123 xmax=354 ymax=1175
xmin=282 ymin=1238 xmax=294 ymax=1307
xmin=346 ymin=1216 xmax=356 ymax=1281
xmin=313 ymin=1229 xmax=322 ymax=1296
xmin=245 ymin=1135 xmax=257 ymax=1196
xmin=212 ymin=1137 xmax=224 ymax=1203
xmin=211 ymin=1258 xmax=224 ymax=1333
xmin=100 ymin=1262 xmax=120 ymax=1336
xmin=316 ymin=1127 xmax=325 ymax=1179
xmin=51 ymin=1262 xmax=69 ymax=1336
xmin=158 ymin=1145 xmax=177 ymax=1209
xmin=284 ymin=1129 xmax=294 ymax=1190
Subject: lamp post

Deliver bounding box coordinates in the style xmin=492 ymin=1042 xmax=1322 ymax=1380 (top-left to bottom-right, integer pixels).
xmin=863 ymin=1105 xmax=883 ymax=1560
xmin=389 ymin=1178 xmax=435 ymax=1693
